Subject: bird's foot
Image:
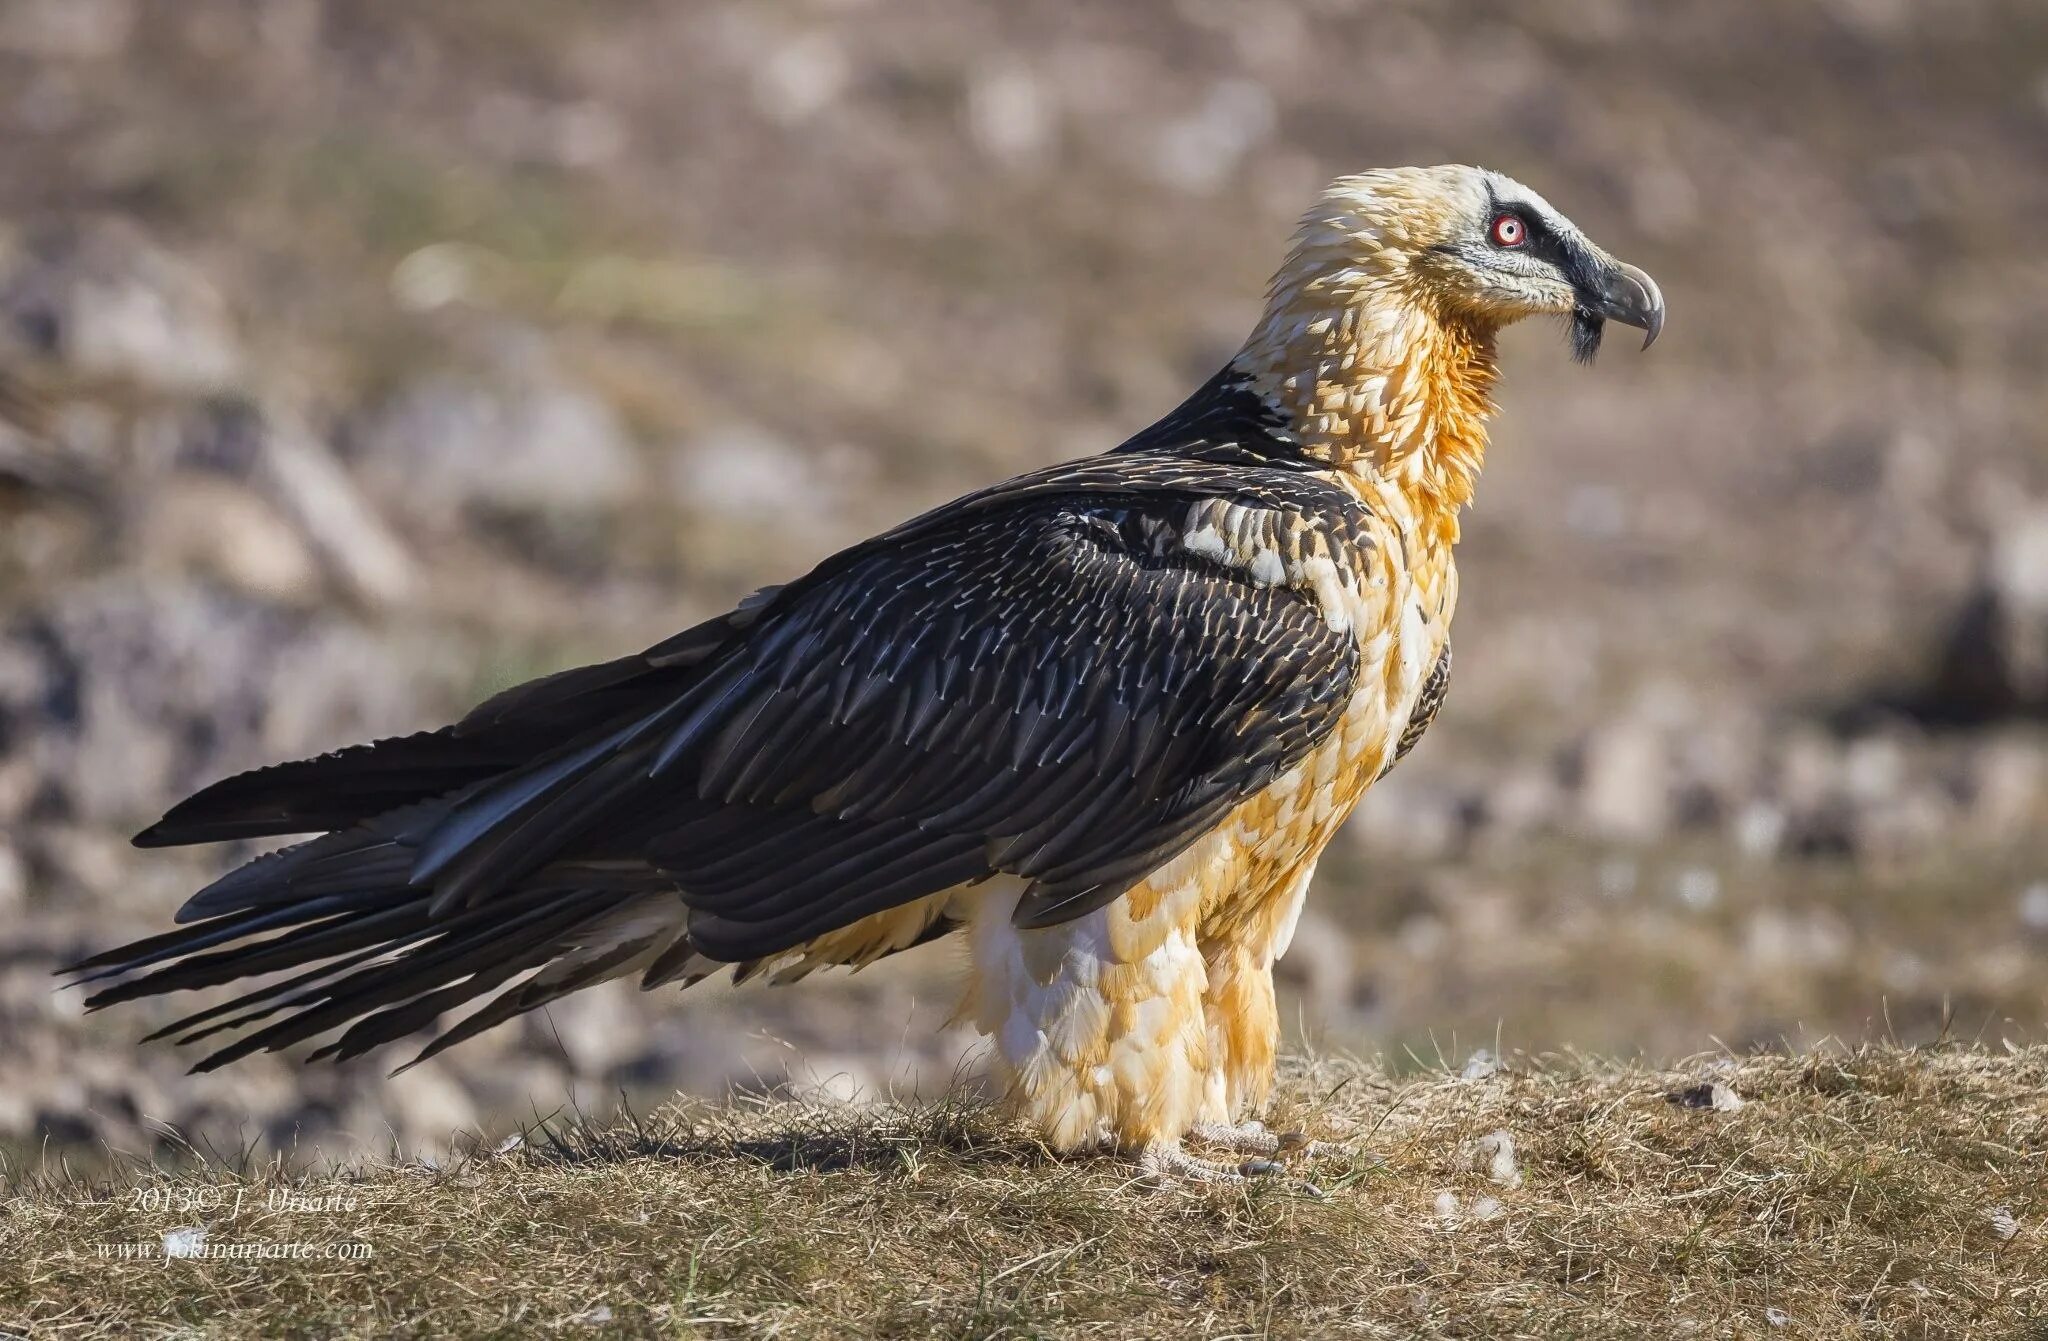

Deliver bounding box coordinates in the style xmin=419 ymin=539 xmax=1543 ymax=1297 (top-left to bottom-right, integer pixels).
xmin=1138 ymin=1142 xmax=1261 ymax=1184
xmin=1187 ymin=1119 xmax=1328 ymax=1161
xmin=1138 ymin=1138 xmax=1325 ymax=1197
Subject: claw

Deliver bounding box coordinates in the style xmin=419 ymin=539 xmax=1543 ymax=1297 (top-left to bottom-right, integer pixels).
xmin=1187 ymin=1119 xmax=1278 ymax=1155
xmin=1139 ymin=1142 xmax=1245 ymax=1185
xmin=1188 ymin=1121 xmax=1328 ymax=1162
xmin=1139 ymin=1140 xmax=1326 ymax=1197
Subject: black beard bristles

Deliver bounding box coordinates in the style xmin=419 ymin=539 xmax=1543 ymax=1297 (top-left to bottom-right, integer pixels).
xmin=1570 ymin=310 xmax=1605 ymax=363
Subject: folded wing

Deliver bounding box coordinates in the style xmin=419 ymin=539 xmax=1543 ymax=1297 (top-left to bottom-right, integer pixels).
xmin=74 ymin=458 xmax=1370 ymax=1066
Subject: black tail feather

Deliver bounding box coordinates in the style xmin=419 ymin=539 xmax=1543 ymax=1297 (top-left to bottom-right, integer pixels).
xmin=133 ymin=732 xmax=516 ymax=848
xmin=65 ymin=899 xmax=371 ymax=983
xmin=170 ymin=811 xmax=434 ymax=923
xmin=180 ymin=894 xmax=620 ymax=1073
xmin=145 ymin=938 xmax=414 ymax=1047
xmin=69 ymin=821 xmax=677 ymax=1071
xmin=382 ymin=935 xmax=659 ymax=1072
xmin=82 ymin=900 xmax=429 ymax=1007
xmin=134 ymin=636 xmax=727 ymax=852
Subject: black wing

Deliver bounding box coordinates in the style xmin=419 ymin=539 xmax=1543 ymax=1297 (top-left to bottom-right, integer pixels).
xmin=654 ymin=498 xmax=1360 ymax=951
xmin=398 ymin=476 xmax=1360 ymax=959
xmin=74 ymin=454 xmax=1371 ymax=1068
xmin=127 ymin=455 xmax=1366 ymax=965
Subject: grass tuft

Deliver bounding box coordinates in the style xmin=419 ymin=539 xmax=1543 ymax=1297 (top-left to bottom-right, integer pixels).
xmin=3 ymin=1044 xmax=2043 ymax=1338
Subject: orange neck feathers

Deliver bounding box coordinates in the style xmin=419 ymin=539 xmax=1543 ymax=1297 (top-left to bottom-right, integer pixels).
xmin=1234 ymin=238 xmax=1500 ymax=548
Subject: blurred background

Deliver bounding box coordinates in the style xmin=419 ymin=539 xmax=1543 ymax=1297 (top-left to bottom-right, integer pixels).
xmin=1 ymin=0 xmax=2045 ymax=1165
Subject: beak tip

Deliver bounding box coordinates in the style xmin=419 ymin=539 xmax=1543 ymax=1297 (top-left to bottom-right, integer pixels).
xmin=1604 ymin=259 xmax=1664 ymax=353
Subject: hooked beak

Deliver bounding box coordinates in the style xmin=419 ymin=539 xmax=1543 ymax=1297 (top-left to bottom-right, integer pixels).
xmin=1580 ymin=258 xmax=1665 ymax=350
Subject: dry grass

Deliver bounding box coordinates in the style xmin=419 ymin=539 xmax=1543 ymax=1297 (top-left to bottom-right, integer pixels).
xmin=3 ymin=1045 xmax=2044 ymax=1339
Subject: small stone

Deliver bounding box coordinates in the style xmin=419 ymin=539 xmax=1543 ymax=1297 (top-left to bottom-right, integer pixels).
xmin=965 ymin=64 xmax=1053 ymax=170
xmin=785 ymin=1053 xmax=883 ymax=1105
xmin=1733 ymin=800 xmax=1786 ymax=859
xmin=1668 ymin=1081 xmax=1745 ymax=1112
xmin=138 ymin=477 xmax=322 ymax=604
xmin=675 ymin=424 xmax=834 ymax=520
xmin=354 ymin=359 xmax=641 ymax=521
xmin=1672 ymin=867 xmax=1721 ymax=912
xmin=1841 ymin=734 xmax=1907 ymax=804
xmin=1968 ymin=740 xmax=2043 ymax=834
xmin=390 ymin=242 xmax=488 ymax=312
xmin=753 ymin=31 xmax=849 ymax=123
xmin=1465 ymin=1129 xmax=1522 ymax=1188
xmin=162 ymin=1226 xmax=207 ymax=1259
xmin=0 ymin=841 xmax=25 ymax=912
xmin=251 ymin=405 xmax=416 ymax=608
xmin=0 ymin=218 xmax=241 ymax=393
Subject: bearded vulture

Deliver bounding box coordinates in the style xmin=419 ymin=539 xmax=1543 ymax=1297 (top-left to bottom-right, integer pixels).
xmin=69 ymin=166 xmax=1663 ymax=1182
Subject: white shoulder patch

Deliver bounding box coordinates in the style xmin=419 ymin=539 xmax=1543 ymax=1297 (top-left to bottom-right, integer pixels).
xmin=1177 ymin=500 xmax=1365 ymax=633
xmin=1247 ymin=548 xmax=1287 ymax=587
xmin=1180 ymin=526 xmax=1229 ymax=564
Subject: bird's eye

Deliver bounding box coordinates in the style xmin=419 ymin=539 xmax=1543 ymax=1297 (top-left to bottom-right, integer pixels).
xmin=1489 ymin=213 xmax=1526 ymax=248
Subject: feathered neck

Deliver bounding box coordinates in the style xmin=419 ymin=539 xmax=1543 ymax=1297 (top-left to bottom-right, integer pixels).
xmin=1231 ymin=237 xmax=1499 ymax=546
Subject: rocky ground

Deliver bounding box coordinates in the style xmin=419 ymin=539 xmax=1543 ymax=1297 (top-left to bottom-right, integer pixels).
xmin=1 ymin=0 xmax=2046 ymax=1165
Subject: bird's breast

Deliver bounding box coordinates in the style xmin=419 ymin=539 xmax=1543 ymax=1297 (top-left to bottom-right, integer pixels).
xmin=1200 ymin=481 xmax=1455 ymax=922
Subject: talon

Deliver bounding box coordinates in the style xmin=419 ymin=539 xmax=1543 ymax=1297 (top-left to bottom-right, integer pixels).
xmin=1136 ymin=1140 xmax=1328 ymax=1196
xmin=1188 ymin=1121 xmax=1334 ymax=1165
xmin=1187 ymin=1120 xmax=1281 ymax=1156
xmin=1140 ymin=1142 xmax=1248 ymax=1186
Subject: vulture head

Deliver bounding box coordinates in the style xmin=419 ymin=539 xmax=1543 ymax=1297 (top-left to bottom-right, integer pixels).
xmin=1276 ymin=164 xmax=1665 ymax=363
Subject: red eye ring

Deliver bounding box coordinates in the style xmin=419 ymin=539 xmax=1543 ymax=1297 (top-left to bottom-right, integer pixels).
xmin=1490 ymin=213 xmax=1526 ymax=247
